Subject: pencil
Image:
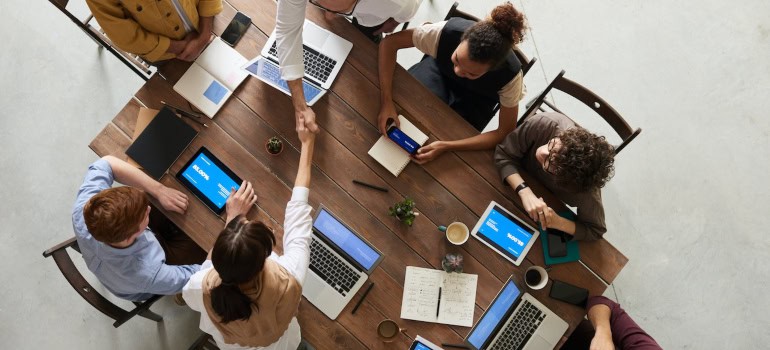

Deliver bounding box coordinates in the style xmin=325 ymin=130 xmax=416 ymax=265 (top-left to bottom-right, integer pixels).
xmin=436 ymin=287 xmax=442 ymax=317
xmin=351 ymin=282 xmax=374 ymax=314
xmin=352 ymin=180 xmax=388 ymax=192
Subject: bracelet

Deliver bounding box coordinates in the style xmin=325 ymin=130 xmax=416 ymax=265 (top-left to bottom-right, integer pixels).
xmin=514 ymin=182 xmax=529 ymax=194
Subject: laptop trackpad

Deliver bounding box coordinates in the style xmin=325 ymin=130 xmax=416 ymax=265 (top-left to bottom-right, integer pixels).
xmin=303 ymin=22 xmax=329 ymax=48
xmin=526 ymin=335 xmax=553 ymax=350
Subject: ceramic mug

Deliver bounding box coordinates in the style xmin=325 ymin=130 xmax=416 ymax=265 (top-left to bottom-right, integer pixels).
xmin=377 ymin=319 xmax=406 ymax=342
xmin=524 ymin=266 xmax=549 ymax=290
xmin=439 ymin=222 xmax=470 ymax=245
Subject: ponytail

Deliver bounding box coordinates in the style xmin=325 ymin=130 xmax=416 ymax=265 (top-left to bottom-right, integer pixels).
xmin=210 ymin=283 xmax=254 ymax=323
xmin=462 ymin=2 xmax=527 ymax=67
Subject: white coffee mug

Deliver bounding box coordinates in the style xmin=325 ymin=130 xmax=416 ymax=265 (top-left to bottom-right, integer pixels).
xmin=524 ymin=266 xmax=548 ymax=290
xmin=443 ymin=222 xmax=469 ymax=245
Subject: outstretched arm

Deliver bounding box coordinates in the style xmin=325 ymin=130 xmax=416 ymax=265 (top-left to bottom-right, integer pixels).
xmin=377 ymin=29 xmax=416 ymax=135
xmin=102 ymin=156 xmax=188 ymax=214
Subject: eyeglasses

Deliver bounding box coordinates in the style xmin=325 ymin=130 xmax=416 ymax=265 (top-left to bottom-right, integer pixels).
xmin=543 ymin=139 xmax=559 ymax=175
xmin=308 ymin=0 xmax=360 ymax=16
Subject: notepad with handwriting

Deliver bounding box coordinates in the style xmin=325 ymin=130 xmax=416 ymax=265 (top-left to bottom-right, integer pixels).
xmin=173 ymin=38 xmax=248 ymax=118
xmin=368 ymin=115 xmax=429 ymax=177
xmin=400 ymin=266 xmax=477 ymax=327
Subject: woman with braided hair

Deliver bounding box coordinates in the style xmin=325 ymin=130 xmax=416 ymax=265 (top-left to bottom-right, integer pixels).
xmin=378 ymin=2 xmax=528 ymax=164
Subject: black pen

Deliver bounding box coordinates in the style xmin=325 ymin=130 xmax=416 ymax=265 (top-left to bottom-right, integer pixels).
xmin=441 ymin=344 xmax=469 ymax=349
xmin=352 ymin=179 xmax=388 ymax=192
xmin=161 ymin=101 xmax=208 ymax=128
xmin=436 ymin=287 xmax=442 ymax=318
xmin=351 ymin=282 xmax=374 ymax=314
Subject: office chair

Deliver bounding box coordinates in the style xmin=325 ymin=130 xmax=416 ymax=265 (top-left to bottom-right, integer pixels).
xmin=47 ymin=0 xmax=155 ymax=80
xmin=520 ymin=70 xmax=642 ymax=155
xmin=42 ymin=237 xmax=163 ymax=327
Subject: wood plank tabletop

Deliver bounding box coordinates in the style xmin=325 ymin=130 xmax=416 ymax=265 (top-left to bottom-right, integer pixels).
xmin=87 ymin=0 xmax=628 ymax=348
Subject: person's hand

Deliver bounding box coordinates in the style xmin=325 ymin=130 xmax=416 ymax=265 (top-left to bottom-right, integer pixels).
xmin=538 ymin=206 xmax=560 ymax=230
xmin=377 ymin=102 xmax=398 ymax=135
xmin=295 ymin=106 xmax=320 ymax=134
xmin=156 ymin=186 xmax=189 ymax=214
xmin=167 ymin=36 xmax=192 ymax=56
xmin=177 ymin=33 xmax=212 ymax=61
xmin=297 ymin=115 xmax=316 ymax=144
xmin=589 ymin=328 xmax=615 ymax=350
xmin=412 ymin=141 xmax=446 ymax=164
xmin=520 ymin=190 xmax=548 ymax=222
xmin=225 ymin=181 xmax=257 ymax=223
xmin=373 ymin=18 xmax=401 ymax=36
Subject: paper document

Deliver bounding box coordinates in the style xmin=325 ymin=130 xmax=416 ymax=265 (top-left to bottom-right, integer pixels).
xmin=368 ymin=115 xmax=429 ymax=177
xmin=400 ymin=266 xmax=477 ymax=327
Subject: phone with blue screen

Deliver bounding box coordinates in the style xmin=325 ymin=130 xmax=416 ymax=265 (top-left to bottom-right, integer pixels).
xmin=386 ymin=124 xmax=420 ymax=155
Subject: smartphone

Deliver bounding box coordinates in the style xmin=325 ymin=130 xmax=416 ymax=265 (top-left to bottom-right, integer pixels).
xmin=387 ymin=124 xmax=420 ymax=155
xmin=221 ymin=12 xmax=251 ymax=47
xmin=546 ymin=228 xmax=568 ymax=258
xmin=549 ymin=280 xmax=589 ymax=308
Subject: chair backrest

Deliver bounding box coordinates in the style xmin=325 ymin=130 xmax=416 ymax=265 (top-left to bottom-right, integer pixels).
xmin=42 ymin=237 xmax=163 ymax=327
xmin=519 ymin=70 xmax=642 ymax=155
xmin=443 ymin=1 xmax=537 ymax=75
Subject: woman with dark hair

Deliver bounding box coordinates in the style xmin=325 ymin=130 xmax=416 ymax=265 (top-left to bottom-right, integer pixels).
xmin=183 ymin=121 xmax=317 ymax=349
xmin=378 ymin=2 xmax=528 ymax=164
xmin=494 ymin=112 xmax=616 ymax=241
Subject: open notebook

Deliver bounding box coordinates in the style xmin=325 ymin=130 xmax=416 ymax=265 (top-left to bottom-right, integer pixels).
xmin=400 ymin=266 xmax=477 ymax=327
xmin=173 ymin=38 xmax=248 ymax=118
xmin=368 ymin=115 xmax=429 ymax=177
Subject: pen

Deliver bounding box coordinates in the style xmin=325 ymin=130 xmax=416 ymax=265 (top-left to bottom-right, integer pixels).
xmin=352 ymin=179 xmax=388 ymax=192
xmin=441 ymin=344 xmax=469 ymax=349
xmin=161 ymin=101 xmax=208 ymax=128
xmin=351 ymin=282 xmax=374 ymax=314
xmin=436 ymin=287 xmax=441 ymax=318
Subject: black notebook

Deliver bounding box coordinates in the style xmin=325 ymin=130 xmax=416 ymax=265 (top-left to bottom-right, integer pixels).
xmin=126 ymin=107 xmax=198 ymax=180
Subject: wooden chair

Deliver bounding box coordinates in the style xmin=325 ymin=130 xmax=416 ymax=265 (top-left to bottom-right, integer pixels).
xmin=520 ymin=70 xmax=642 ymax=155
xmin=47 ymin=0 xmax=155 ymax=80
xmin=42 ymin=237 xmax=164 ymax=327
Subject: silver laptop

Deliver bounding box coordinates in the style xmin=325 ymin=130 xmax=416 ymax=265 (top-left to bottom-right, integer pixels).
xmin=465 ymin=276 xmax=568 ymax=350
xmin=303 ymin=206 xmax=383 ymax=320
xmin=262 ymin=19 xmax=352 ymax=90
xmin=243 ymin=57 xmax=326 ymax=106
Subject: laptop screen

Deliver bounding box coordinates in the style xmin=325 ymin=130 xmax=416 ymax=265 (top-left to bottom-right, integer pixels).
xmin=476 ymin=205 xmax=535 ymax=261
xmin=467 ymin=280 xmax=521 ymax=349
xmin=313 ymin=209 xmax=381 ymax=271
xmin=243 ymin=58 xmax=323 ymax=104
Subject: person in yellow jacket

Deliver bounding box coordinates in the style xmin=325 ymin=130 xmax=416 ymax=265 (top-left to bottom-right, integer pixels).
xmin=86 ymin=0 xmax=223 ymax=62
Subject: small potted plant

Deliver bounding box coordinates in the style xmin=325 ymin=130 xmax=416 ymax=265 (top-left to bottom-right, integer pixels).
xmin=265 ymin=136 xmax=283 ymax=155
xmin=442 ymin=253 xmax=464 ymax=273
xmin=388 ymin=197 xmax=418 ymax=226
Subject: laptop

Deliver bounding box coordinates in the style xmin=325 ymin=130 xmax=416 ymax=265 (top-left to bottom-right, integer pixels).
xmin=471 ymin=201 xmax=540 ymax=266
xmin=243 ymin=20 xmax=352 ymax=105
xmin=465 ymin=276 xmax=568 ymax=350
xmin=303 ymin=206 xmax=384 ymax=320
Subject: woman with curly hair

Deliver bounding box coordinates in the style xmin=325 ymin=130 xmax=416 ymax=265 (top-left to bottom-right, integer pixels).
xmin=378 ymin=2 xmax=528 ymax=164
xmin=494 ymin=113 xmax=616 ymax=241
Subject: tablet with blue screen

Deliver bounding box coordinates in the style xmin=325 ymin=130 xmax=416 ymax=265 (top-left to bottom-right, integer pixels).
xmin=471 ymin=201 xmax=539 ymax=266
xmin=176 ymin=147 xmax=242 ymax=215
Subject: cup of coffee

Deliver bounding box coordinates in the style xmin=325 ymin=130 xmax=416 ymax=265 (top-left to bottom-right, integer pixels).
xmin=377 ymin=319 xmax=404 ymax=342
xmin=440 ymin=222 xmax=469 ymax=245
xmin=524 ymin=266 xmax=548 ymax=290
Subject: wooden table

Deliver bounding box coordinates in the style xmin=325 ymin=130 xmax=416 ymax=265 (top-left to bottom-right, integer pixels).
xmin=89 ymin=0 xmax=627 ymax=348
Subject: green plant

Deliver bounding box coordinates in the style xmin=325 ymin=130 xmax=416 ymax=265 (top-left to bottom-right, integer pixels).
xmin=388 ymin=197 xmax=418 ymax=226
xmin=266 ymin=136 xmax=283 ymax=154
xmin=442 ymin=253 xmax=464 ymax=273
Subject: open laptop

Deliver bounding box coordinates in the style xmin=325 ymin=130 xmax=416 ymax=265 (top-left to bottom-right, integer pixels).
xmin=303 ymin=206 xmax=383 ymax=320
xmin=465 ymin=276 xmax=568 ymax=350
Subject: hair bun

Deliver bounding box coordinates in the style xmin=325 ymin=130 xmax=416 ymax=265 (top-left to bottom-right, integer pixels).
xmin=489 ymin=2 xmax=527 ymax=44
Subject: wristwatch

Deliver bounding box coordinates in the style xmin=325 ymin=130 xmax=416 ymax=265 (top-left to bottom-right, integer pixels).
xmin=514 ymin=182 xmax=529 ymax=194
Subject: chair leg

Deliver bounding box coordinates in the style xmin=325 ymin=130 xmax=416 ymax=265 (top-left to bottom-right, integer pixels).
xmin=137 ymin=309 xmax=163 ymax=322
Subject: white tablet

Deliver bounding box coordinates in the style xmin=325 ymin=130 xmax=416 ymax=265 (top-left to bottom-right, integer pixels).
xmin=471 ymin=201 xmax=540 ymax=266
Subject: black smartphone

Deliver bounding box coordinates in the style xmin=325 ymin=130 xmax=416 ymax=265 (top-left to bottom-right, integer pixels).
xmin=547 ymin=228 xmax=568 ymax=258
xmin=386 ymin=123 xmax=420 ymax=155
xmin=549 ymin=280 xmax=589 ymax=308
xmin=221 ymin=12 xmax=251 ymax=47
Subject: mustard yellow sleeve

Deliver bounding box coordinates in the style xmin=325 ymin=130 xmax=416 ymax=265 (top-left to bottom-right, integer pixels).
xmin=196 ymin=0 xmax=223 ymax=17
xmin=85 ymin=0 xmax=172 ymax=62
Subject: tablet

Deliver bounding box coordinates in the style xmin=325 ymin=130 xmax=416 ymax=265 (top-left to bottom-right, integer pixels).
xmin=176 ymin=147 xmax=242 ymax=214
xmin=409 ymin=336 xmax=442 ymax=350
xmin=471 ymin=201 xmax=539 ymax=266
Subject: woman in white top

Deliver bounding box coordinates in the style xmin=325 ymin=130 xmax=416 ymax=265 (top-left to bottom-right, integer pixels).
xmin=183 ymin=122 xmax=317 ymax=350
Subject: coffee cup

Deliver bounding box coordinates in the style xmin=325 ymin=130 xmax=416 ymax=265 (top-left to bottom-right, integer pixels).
xmin=439 ymin=222 xmax=470 ymax=245
xmin=377 ymin=319 xmax=405 ymax=342
xmin=524 ymin=266 xmax=548 ymax=290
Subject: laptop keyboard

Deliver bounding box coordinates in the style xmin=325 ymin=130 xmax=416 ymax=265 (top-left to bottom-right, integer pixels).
xmin=490 ymin=300 xmax=546 ymax=350
xmin=269 ymin=42 xmax=336 ymax=84
xmin=309 ymin=237 xmax=361 ymax=296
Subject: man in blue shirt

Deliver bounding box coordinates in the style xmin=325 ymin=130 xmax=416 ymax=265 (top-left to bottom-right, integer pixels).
xmin=72 ymin=156 xmax=205 ymax=301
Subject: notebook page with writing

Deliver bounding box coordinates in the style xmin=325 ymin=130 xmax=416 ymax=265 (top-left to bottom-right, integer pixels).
xmin=368 ymin=115 xmax=429 ymax=177
xmin=400 ymin=266 xmax=477 ymax=327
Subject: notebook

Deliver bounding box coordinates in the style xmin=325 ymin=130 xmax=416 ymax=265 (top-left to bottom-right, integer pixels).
xmin=400 ymin=266 xmax=477 ymax=327
xmin=173 ymin=38 xmax=249 ymax=118
xmin=540 ymin=210 xmax=580 ymax=265
xmin=126 ymin=107 xmax=159 ymax=168
xmin=368 ymin=115 xmax=429 ymax=177
xmin=125 ymin=107 xmax=198 ymax=180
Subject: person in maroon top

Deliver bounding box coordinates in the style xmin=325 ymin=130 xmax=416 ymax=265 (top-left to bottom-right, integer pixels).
xmin=562 ymin=296 xmax=662 ymax=350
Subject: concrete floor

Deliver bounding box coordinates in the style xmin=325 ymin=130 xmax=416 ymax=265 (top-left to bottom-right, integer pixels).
xmin=1 ymin=0 xmax=768 ymax=348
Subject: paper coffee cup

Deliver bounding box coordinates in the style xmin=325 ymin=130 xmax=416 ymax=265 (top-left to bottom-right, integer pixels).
xmin=524 ymin=266 xmax=548 ymax=290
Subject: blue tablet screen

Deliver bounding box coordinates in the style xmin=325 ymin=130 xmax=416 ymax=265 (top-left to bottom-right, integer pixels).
xmin=180 ymin=152 xmax=240 ymax=210
xmin=477 ymin=206 xmax=534 ymax=260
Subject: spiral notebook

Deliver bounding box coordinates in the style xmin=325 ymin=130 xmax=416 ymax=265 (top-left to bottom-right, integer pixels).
xmin=368 ymin=115 xmax=428 ymax=177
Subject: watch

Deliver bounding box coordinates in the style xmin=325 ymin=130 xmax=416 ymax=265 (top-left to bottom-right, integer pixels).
xmin=514 ymin=182 xmax=529 ymax=194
